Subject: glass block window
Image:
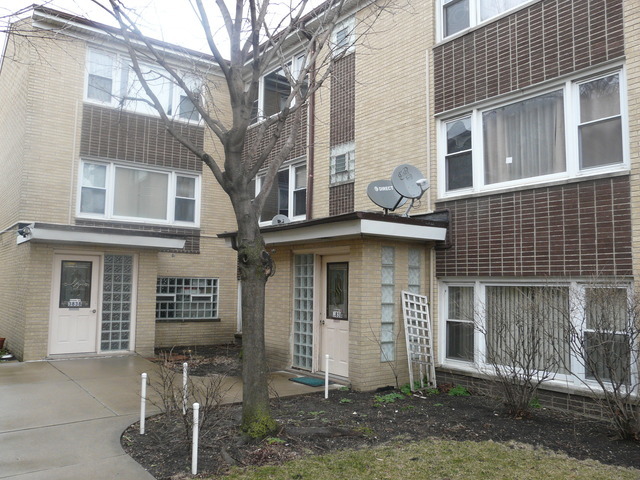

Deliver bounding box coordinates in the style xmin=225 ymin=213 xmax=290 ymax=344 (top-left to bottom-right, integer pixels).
xmin=381 ymin=247 xmax=396 ymax=362
xmin=156 ymin=277 xmax=219 ymax=321
xmin=293 ymin=254 xmax=314 ymax=370
xmin=408 ymin=248 xmax=421 ymax=294
xmin=101 ymin=255 xmax=133 ymax=351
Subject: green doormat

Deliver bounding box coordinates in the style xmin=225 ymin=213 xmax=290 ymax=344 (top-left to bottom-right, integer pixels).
xmin=289 ymin=377 xmax=325 ymax=387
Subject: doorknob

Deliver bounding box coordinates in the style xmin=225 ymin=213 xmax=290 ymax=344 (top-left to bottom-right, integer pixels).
xmin=92 ymin=309 xmax=97 ymax=313
xmin=320 ymin=319 xmax=325 ymax=325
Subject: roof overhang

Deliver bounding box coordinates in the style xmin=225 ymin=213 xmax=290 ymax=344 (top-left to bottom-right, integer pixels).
xmin=16 ymin=222 xmax=186 ymax=250
xmin=219 ymin=211 xmax=448 ymax=247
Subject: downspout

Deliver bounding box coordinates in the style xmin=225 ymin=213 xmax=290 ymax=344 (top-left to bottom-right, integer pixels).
xmin=306 ymin=41 xmax=317 ymax=220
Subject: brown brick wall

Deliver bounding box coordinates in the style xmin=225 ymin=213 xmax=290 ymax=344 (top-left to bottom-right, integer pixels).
xmin=243 ymin=107 xmax=308 ymax=169
xmin=80 ymin=104 xmax=204 ymax=172
xmin=435 ymin=176 xmax=633 ymax=277
xmin=330 ymin=54 xmax=356 ymax=146
xmin=329 ymin=182 xmax=355 ymax=216
xmin=433 ymin=0 xmax=625 ymax=114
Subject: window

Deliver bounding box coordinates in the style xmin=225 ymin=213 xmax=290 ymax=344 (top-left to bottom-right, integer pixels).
xmin=255 ymin=162 xmax=307 ymax=223
xmin=381 ymin=247 xmax=395 ymax=361
xmin=332 ymin=16 xmax=355 ymax=56
xmin=445 ymin=286 xmax=475 ymax=361
xmin=408 ymin=248 xmax=422 ymax=294
xmin=441 ymin=281 xmax=633 ymax=386
xmin=252 ymin=54 xmax=307 ymax=123
xmin=85 ymin=48 xmax=201 ymax=122
xmin=439 ymin=69 xmax=627 ymax=196
xmin=584 ymin=287 xmax=630 ymax=383
xmin=441 ymin=0 xmax=530 ymax=38
xmin=330 ymin=142 xmax=355 ymax=184
xmin=156 ymin=277 xmax=218 ymax=321
xmin=78 ymin=161 xmax=200 ymax=226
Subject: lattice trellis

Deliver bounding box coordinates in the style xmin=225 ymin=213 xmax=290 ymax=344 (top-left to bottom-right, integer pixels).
xmin=402 ymin=291 xmax=437 ymax=391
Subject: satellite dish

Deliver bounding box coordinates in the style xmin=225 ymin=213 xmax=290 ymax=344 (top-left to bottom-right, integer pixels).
xmin=367 ymin=180 xmax=407 ymax=211
xmin=391 ymin=164 xmax=429 ymax=199
xmin=271 ymin=214 xmax=290 ymax=225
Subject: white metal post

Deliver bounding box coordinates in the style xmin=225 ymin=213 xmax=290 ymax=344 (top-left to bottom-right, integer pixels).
xmin=140 ymin=373 xmax=147 ymax=435
xmin=192 ymin=402 xmax=200 ymax=475
xmin=182 ymin=362 xmax=188 ymax=415
xmin=325 ymin=354 xmax=330 ymax=399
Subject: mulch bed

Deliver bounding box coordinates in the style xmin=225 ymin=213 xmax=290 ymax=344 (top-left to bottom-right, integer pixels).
xmin=127 ymin=345 xmax=640 ymax=479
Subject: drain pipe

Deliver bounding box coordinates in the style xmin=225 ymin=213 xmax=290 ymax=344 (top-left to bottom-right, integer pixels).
xmin=306 ymin=42 xmax=317 ymax=219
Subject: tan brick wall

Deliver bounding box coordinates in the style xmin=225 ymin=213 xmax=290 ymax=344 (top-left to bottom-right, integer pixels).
xmin=263 ymin=238 xmax=434 ymax=391
xmin=312 ymin=1 xmax=435 ymax=219
xmin=625 ymin=0 xmax=640 ymax=296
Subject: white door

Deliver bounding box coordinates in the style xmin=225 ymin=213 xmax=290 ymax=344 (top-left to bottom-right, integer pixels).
xmin=49 ymin=255 xmax=100 ymax=355
xmin=319 ymin=255 xmax=349 ymax=377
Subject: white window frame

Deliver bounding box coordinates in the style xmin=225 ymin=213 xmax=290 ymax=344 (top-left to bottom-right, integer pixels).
xmin=77 ymin=160 xmax=201 ymax=227
xmin=84 ymin=47 xmax=202 ymax=123
xmin=255 ymin=160 xmax=307 ymax=225
xmin=437 ymin=67 xmax=629 ymax=198
xmin=331 ymin=16 xmax=355 ymax=56
xmin=252 ymin=52 xmax=307 ymax=124
xmin=155 ymin=277 xmax=219 ymax=321
xmin=438 ymin=0 xmax=536 ymax=41
xmin=330 ymin=142 xmax=356 ymax=185
xmin=439 ymin=279 xmax=637 ymax=389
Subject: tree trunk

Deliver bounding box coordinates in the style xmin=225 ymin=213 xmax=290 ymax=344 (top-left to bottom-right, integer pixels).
xmin=234 ymin=193 xmax=277 ymax=437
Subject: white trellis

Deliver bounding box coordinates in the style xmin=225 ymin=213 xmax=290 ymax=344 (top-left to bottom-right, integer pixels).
xmin=402 ymin=291 xmax=437 ymax=392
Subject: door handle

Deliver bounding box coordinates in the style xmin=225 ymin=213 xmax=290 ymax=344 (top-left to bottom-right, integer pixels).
xmin=320 ymin=319 xmax=325 ymax=325
xmin=92 ymin=309 xmax=97 ymax=313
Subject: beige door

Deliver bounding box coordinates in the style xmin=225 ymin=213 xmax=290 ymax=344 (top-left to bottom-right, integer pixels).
xmin=319 ymin=255 xmax=349 ymax=377
xmin=49 ymin=255 xmax=100 ymax=355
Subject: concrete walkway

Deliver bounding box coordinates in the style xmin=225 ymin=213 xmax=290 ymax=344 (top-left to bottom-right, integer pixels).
xmin=0 ymin=355 xmax=321 ymax=479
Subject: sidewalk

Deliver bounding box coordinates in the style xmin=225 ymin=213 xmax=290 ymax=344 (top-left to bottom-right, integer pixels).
xmin=0 ymin=355 xmax=321 ymax=479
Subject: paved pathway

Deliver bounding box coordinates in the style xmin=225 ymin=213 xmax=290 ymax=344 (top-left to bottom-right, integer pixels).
xmin=0 ymin=355 xmax=319 ymax=479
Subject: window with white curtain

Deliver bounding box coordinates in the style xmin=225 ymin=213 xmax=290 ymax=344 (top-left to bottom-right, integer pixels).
xmin=441 ymin=281 xmax=633 ymax=385
xmin=439 ymin=69 xmax=628 ymax=197
xmin=78 ymin=160 xmax=200 ymax=226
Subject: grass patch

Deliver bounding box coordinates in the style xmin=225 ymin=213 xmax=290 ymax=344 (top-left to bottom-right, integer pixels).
xmin=220 ymin=439 xmax=640 ymax=480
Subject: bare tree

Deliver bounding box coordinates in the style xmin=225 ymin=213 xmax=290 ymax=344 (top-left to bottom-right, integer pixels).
xmin=564 ymin=282 xmax=640 ymax=440
xmin=83 ymin=0 xmax=375 ymax=436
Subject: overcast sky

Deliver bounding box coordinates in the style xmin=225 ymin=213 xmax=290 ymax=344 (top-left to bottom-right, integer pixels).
xmin=2 ymin=0 xmax=218 ymax=53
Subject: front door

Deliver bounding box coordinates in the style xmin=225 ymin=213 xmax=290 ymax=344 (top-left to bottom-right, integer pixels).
xmin=319 ymin=255 xmax=349 ymax=377
xmin=49 ymin=255 xmax=100 ymax=355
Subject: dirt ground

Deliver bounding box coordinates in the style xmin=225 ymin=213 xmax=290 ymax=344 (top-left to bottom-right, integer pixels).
xmin=126 ymin=345 xmax=640 ymax=479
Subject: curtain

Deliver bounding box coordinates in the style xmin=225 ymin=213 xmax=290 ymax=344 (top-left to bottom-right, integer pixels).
xmin=483 ymin=90 xmax=565 ymax=185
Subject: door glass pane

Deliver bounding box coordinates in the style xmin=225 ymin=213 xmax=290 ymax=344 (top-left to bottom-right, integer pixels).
xmin=327 ymin=262 xmax=348 ymax=320
xmin=59 ymin=261 xmax=92 ymax=308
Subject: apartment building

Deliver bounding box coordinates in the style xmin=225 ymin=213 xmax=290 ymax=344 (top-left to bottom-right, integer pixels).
xmin=433 ymin=0 xmax=640 ymax=404
xmin=0 ymin=7 xmax=238 ymax=361
xmin=2 ymin=0 xmax=636 ymax=399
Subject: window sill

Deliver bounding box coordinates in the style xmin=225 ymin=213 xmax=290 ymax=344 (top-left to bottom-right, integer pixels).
xmin=156 ymin=318 xmax=221 ymax=323
xmin=436 ymin=169 xmax=630 ymax=203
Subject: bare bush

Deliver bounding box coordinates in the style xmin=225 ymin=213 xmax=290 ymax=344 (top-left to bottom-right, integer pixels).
xmin=564 ymin=283 xmax=640 ymax=440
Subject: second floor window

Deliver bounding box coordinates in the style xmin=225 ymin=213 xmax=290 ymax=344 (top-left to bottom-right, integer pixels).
xmin=439 ymin=69 xmax=627 ymax=196
xmin=441 ymin=0 xmax=531 ymax=38
xmin=78 ymin=161 xmax=199 ymax=226
xmin=255 ymin=162 xmax=307 ymax=223
xmin=85 ymin=48 xmax=201 ymax=122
